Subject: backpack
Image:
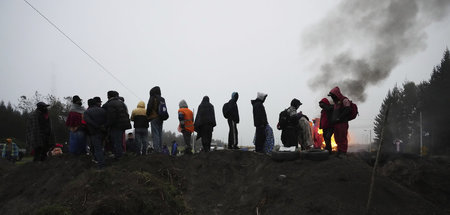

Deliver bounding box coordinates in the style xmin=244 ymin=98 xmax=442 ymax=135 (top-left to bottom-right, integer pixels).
xmin=348 ymin=100 xmax=358 ymax=121
xmin=278 ymin=109 xmax=289 ymax=130
xmin=222 ymin=102 xmax=231 ymax=119
xmin=158 ymin=98 xmax=169 ymax=121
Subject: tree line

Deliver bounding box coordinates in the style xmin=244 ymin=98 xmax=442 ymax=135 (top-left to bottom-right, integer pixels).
xmin=374 ymin=48 xmax=450 ymax=155
xmin=0 ymin=92 xmax=225 ymax=150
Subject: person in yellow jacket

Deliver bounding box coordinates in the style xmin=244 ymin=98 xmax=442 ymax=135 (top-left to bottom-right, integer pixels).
xmin=131 ymin=101 xmax=150 ymax=155
xmin=178 ymin=100 xmax=194 ymax=154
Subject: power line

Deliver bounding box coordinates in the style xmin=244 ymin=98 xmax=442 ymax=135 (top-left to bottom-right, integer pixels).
xmin=23 ymin=0 xmax=142 ymax=100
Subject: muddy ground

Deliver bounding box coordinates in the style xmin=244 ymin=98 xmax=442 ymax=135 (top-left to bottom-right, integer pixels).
xmin=0 ymin=150 xmax=449 ymax=215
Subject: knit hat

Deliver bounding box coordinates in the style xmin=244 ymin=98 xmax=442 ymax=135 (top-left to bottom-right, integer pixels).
xmin=179 ymin=100 xmax=188 ymax=108
xmin=87 ymin=98 xmax=95 ymax=107
xmin=93 ymin=97 xmax=102 ymax=104
xmin=290 ymin=98 xmax=302 ymax=109
xmin=107 ymin=90 xmax=119 ymax=99
xmin=72 ymin=95 xmax=82 ymax=104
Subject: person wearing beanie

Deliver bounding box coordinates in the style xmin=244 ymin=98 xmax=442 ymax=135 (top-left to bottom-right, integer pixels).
xmin=278 ymin=98 xmax=302 ymax=148
xmin=131 ymin=101 xmax=149 ymax=155
xmin=102 ymin=90 xmax=131 ymax=159
xmin=251 ymin=92 xmax=268 ymax=153
xmin=66 ymin=95 xmax=87 ymax=155
xmin=194 ymin=96 xmax=216 ymax=152
xmin=84 ymin=97 xmax=107 ymax=168
xmin=178 ymin=100 xmax=194 ymax=154
xmin=26 ymin=102 xmax=54 ymax=161
xmin=223 ymin=92 xmax=240 ymax=150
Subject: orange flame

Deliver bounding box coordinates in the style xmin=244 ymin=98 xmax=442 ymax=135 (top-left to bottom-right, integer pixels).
xmin=317 ymin=129 xmax=338 ymax=151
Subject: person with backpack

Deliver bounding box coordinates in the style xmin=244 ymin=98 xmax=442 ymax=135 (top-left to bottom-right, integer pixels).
xmin=277 ymin=98 xmax=302 ymax=148
xmin=131 ymin=101 xmax=149 ymax=155
xmin=223 ymin=92 xmax=240 ymax=150
xmin=102 ymin=90 xmax=132 ymax=160
xmin=66 ymin=95 xmax=87 ymax=155
xmin=194 ymin=96 xmax=216 ymax=152
xmin=84 ymin=98 xmax=107 ymax=168
xmin=328 ymin=86 xmax=352 ymax=158
xmin=251 ymin=92 xmax=268 ymax=153
xmin=319 ymin=98 xmax=334 ymax=154
xmin=178 ymin=100 xmax=194 ymax=154
xmin=146 ymin=86 xmax=168 ymax=153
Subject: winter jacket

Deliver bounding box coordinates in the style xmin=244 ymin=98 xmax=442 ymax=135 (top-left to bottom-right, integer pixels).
xmin=83 ymin=106 xmax=107 ymax=135
xmin=251 ymin=93 xmax=268 ymax=127
xmin=226 ymin=93 xmax=240 ymax=123
xmin=102 ymin=97 xmax=131 ymax=130
xmin=179 ymin=108 xmax=194 ymax=133
xmin=26 ymin=109 xmax=54 ymax=148
xmin=66 ymin=103 xmax=86 ymax=128
xmin=298 ymin=116 xmax=313 ymax=149
xmin=194 ymin=96 xmax=216 ymax=132
xmin=131 ymin=101 xmax=149 ymax=129
xmin=319 ymin=98 xmax=334 ymax=129
xmin=146 ymin=86 xmax=164 ymax=120
xmin=329 ymin=87 xmax=351 ymax=123
xmin=1 ymin=143 xmax=19 ymax=158
xmin=280 ymin=106 xmax=300 ymax=147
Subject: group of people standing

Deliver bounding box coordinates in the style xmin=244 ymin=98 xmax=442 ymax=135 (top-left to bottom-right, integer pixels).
xmin=25 ymin=85 xmax=353 ymax=167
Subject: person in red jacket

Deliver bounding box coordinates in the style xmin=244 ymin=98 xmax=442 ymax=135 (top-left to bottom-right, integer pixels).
xmin=66 ymin=95 xmax=87 ymax=155
xmin=319 ymin=98 xmax=334 ymax=154
xmin=328 ymin=87 xmax=351 ymax=158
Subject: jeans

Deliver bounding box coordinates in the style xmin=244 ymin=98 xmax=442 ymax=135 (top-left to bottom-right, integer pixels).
xmin=69 ymin=130 xmax=87 ymax=155
xmin=151 ymin=119 xmax=163 ymax=153
xmin=227 ymin=119 xmax=238 ymax=149
xmin=90 ymin=134 xmax=105 ymax=168
xmin=110 ymin=128 xmax=124 ymax=158
xmin=135 ymin=128 xmax=149 ymax=155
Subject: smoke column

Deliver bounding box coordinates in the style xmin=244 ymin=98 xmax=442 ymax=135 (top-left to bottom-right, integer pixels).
xmin=303 ymin=0 xmax=450 ymax=102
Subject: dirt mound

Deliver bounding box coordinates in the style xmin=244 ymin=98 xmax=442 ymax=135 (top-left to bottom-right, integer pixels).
xmin=0 ymin=151 xmax=447 ymax=215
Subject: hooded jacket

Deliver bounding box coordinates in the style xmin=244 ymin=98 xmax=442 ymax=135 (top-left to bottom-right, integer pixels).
xmin=146 ymin=86 xmax=162 ymax=120
xmin=194 ymin=96 xmax=216 ymax=131
xmin=329 ymin=87 xmax=351 ymax=123
xmin=251 ymin=93 xmax=268 ymax=127
xmin=102 ymin=97 xmax=132 ymax=130
xmin=178 ymin=100 xmax=194 ymax=133
xmin=319 ymin=98 xmax=334 ymax=129
xmin=131 ymin=101 xmax=149 ymax=129
xmin=26 ymin=108 xmax=54 ymax=148
xmin=226 ymin=92 xmax=240 ymax=123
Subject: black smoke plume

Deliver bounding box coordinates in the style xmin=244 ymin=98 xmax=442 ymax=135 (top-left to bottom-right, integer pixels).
xmin=303 ymin=0 xmax=450 ymax=102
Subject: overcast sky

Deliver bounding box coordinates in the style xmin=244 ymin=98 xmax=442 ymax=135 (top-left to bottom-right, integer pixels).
xmin=1 ymin=0 xmax=449 ymax=146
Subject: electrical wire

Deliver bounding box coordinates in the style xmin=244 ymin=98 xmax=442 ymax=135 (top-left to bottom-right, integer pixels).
xmin=23 ymin=0 xmax=142 ymax=100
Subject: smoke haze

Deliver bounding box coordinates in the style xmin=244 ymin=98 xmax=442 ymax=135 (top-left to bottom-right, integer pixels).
xmin=303 ymin=0 xmax=450 ymax=102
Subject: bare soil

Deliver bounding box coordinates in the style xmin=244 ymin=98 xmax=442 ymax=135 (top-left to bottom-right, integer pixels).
xmin=0 ymin=151 xmax=448 ymax=215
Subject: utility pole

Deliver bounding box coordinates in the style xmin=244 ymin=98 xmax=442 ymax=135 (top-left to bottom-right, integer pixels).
xmin=420 ymin=112 xmax=423 ymax=157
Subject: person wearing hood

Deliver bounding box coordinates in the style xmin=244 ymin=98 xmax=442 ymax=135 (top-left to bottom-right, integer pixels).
xmin=328 ymin=87 xmax=351 ymax=157
xmin=146 ymin=86 xmax=167 ymax=153
xmin=66 ymin=95 xmax=87 ymax=155
xmin=131 ymin=101 xmax=149 ymax=155
xmin=319 ymin=98 xmax=334 ymax=154
xmin=178 ymin=100 xmax=194 ymax=154
xmin=84 ymin=98 xmax=107 ymax=168
xmin=26 ymin=102 xmax=55 ymax=161
xmin=251 ymin=92 xmax=268 ymax=153
xmin=102 ymin=90 xmax=131 ymax=159
xmin=194 ymin=96 xmax=216 ymax=152
xmin=279 ymin=98 xmax=302 ymax=148
xmin=223 ymin=92 xmax=240 ymax=150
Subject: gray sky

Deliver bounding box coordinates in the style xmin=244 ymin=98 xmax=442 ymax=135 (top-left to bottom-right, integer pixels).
xmin=1 ymin=0 xmax=449 ymax=146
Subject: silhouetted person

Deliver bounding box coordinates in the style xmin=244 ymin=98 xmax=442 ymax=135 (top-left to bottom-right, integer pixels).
xmin=329 ymin=87 xmax=351 ymax=158
xmin=194 ymin=96 xmax=216 ymax=152
xmin=251 ymin=92 xmax=268 ymax=153
xmin=223 ymin=92 xmax=240 ymax=150
xmin=178 ymin=100 xmax=194 ymax=154
xmin=26 ymin=102 xmax=54 ymax=161
xmin=131 ymin=101 xmax=149 ymax=155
